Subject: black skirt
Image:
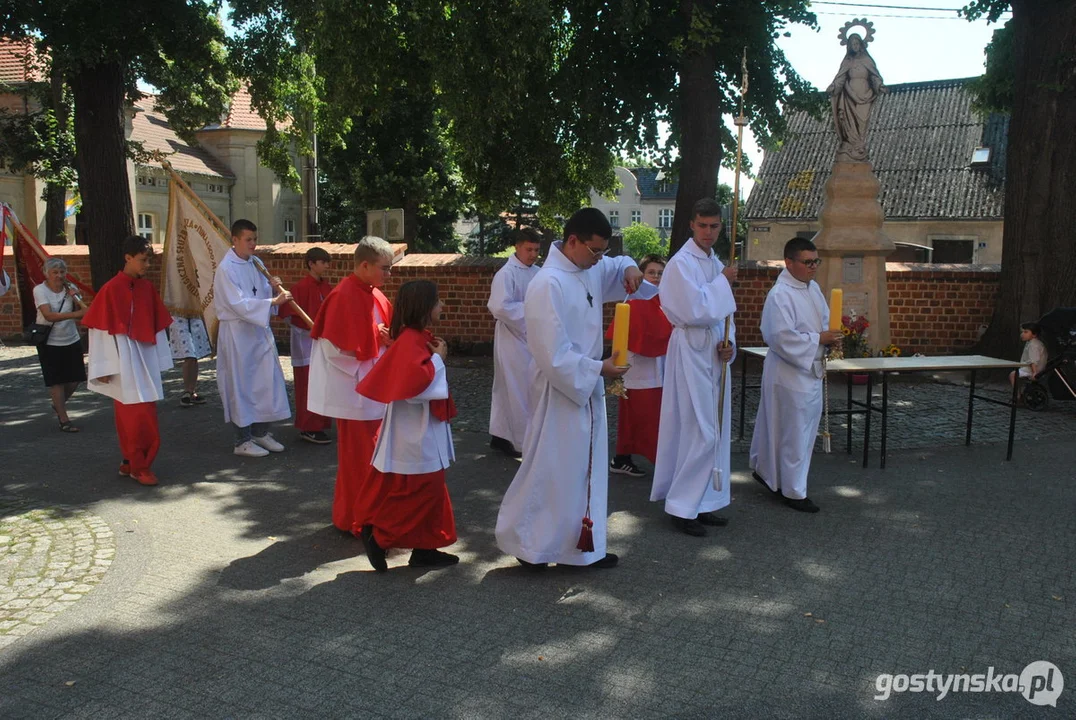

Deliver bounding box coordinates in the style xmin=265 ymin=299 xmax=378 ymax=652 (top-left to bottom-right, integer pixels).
xmin=37 ymin=340 xmax=87 ymax=387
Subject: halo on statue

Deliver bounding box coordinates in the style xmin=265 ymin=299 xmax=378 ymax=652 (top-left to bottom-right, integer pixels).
xmin=838 ymin=18 xmax=875 ymax=46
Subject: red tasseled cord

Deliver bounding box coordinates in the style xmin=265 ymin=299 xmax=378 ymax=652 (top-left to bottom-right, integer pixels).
xmin=576 ymin=516 xmax=594 ymax=552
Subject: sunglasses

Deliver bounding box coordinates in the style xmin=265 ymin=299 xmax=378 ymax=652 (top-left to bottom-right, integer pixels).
xmin=796 ymin=258 xmax=823 ymax=268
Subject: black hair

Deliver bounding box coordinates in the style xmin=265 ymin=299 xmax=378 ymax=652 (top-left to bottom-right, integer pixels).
xmin=638 ymin=253 xmax=667 ymax=274
xmin=692 ymin=198 xmax=722 ymax=220
xmin=784 ymin=237 xmax=817 ymax=259
xmin=230 ymin=218 xmax=257 ymax=238
xmin=1021 ymin=322 xmax=1042 ymax=337
xmin=390 ymin=280 xmax=440 ymax=339
xmin=304 ymin=246 xmax=331 ymax=269
xmin=123 ymin=235 xmax=153 ymax=258
xmin=562 ymin=208 xmax=611 ymax=243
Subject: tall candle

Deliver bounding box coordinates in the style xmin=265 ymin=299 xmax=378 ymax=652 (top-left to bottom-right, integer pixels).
xmin=612 ymin=303 xmax=631 ymax=367
xmin=828 ymin=288 xmax=843 ymax=331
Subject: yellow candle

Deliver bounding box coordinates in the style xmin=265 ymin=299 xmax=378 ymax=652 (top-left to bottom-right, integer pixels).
xmin=828 ymin=288 xmax=843 ymax=331
xmin=612 ymin=303 xmax=631 ymax=367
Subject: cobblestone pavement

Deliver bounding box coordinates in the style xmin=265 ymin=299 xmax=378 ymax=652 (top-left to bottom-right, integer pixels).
xmin=0 ymin=343 xmax=1073 ymax=718
xmin=0 ymin=496 xmax=114 ymax=649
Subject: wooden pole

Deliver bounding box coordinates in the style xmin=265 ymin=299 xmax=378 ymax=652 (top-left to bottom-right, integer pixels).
xmin=250 ymin=254 xmax=314 ymax=329
xmin=5 ymin=204 xmax=89 ymax=309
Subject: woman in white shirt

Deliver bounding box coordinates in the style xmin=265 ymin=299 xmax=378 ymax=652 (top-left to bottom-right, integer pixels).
xmin=33 ymin=257 xmax=87 ymax=432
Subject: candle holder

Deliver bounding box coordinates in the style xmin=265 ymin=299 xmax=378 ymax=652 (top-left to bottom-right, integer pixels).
xmin=608 ymin=375 xmax=628 ymax=399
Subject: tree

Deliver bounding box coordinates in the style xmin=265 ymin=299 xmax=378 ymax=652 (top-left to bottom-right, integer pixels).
xmin=1 ymin=1 xmax=236 ymax=288
xmin=961 ymin=1 xmax=1076 ymax=357
xmin=622 ymin=222 xmax=666 ymax=259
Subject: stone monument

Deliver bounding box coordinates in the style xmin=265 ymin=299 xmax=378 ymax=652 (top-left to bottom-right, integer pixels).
xmin=812 ymin=18 xmax=895 ymax=351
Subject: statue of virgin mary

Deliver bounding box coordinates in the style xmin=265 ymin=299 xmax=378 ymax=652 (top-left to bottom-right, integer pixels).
xmin=826 ymin=30 xmax=886 ymax=163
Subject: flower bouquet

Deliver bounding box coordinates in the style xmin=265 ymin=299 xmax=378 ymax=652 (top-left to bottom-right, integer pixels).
xmin=841 ymin=312 xmax=871 ymax=359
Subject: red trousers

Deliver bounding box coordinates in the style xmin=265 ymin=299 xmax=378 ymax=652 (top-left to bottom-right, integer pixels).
xmin=359 ymin=468 xmax=457 ymax=550
xmin=615 ymin=387 xmax=663 ymax=464
xmin=293 ymin=365 xmax=331 ymax=433
xmin=333 ymin=418 xmax=380 ymax=532
xmin=114 ymin=401 xmax=160 ymax=474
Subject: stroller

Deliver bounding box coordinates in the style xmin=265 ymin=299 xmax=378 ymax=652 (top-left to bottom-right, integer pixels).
xmin=1023 ymin=307 xmax=1076 ymax=410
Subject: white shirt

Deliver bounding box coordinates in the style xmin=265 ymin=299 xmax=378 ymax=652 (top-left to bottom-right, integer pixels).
xmin=34 ymin=283 xmax=81 ymax=347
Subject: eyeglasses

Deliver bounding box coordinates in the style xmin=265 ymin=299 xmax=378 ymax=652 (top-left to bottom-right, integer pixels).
xmin=581 ymin=243 xmax=608 ymax=258
xmin=796 ymin=258 xmax=823 ymax=268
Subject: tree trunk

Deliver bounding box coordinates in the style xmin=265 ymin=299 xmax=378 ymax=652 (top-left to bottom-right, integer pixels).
xmin=70 ymin=61 xmax=133 ymax=289
xmin=978 ymin=1 xmax=1076 ymax=358
xmin=44 ymin=66 xmax=68 ymax=245
xmin=669 ymin=0 xmax=721 ymax=256
xmin=403 ymin=198 xmax=420 ymax=249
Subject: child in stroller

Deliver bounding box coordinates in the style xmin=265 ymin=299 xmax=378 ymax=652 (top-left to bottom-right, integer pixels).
xmin=1020 ymin=308 xmax=1076 ymax=410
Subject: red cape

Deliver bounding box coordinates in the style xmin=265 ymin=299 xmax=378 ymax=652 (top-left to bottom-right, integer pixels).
xmin=604 ymin=295 xmax=672 ymax=357
xmin=280 ymin=274 xmax=333 ymax=328
xmin=310 ymin=275 xmax=391 ymax=360
xmin=82 ymin=271 xmax=172 ymax=344
xmin=357 ymin=328 xmax=457 ymax=422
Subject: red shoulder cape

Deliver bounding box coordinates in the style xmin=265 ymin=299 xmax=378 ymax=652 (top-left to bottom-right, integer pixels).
xmin=356 ymin=328 xmax=457 ymax=422
xmin=310 ymin=275 xmax=391 ymax=360
xmin=82 ymin=272 xmax=172 ymax=344
xmin=604 ymin=295 xmax=672 ymax=357
xmin=280 ymin=274 xmax=332 ymax=328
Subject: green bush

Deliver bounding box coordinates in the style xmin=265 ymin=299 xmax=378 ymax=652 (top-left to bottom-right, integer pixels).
xmin=621 ymin=222 xmax=667 ymax=260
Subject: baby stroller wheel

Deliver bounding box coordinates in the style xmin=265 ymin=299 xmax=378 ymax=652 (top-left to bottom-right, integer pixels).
xmin=1022 ymin=382 xmax=1049 ymax=410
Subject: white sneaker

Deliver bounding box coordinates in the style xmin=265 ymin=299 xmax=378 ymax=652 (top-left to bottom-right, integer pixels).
xmin=252 ymin=433 xmax=285 ymax=453
xmin=234 ymin=440 xmax=270 ymax=458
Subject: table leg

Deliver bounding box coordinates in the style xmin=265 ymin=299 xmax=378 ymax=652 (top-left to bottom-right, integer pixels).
xmin=965 ymin=369 xmax=977 ymax=446
xmin=739 ymin=350 xmax=748 ymax=441
xmin=846 ymin=372 xmax=853 ymax=454
xmin=1007 ymin=371 xmax=1019 ymax=461
xmin=881 ymin=372 xmax=889 ymax=470
xmin=862 ymin=373 xmax=873 ymax=469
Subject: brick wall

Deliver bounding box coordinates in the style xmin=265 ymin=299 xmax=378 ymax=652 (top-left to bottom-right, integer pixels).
xmin=0 ymin=245 xmax=1001 ymax=356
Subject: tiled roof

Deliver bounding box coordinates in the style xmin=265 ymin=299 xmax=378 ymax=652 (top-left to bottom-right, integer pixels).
xmin=631 ymin=167 xmax=678 ymax=199
xmin=201 ymin=86 xmax=278 ymax=131
xmin=132 ymin=98 xmax=234 ymax=179
xmin=0 ymin=38 xmax=44 ymax=85
xmin=745 ymin=78 xmax=1007 ymax=221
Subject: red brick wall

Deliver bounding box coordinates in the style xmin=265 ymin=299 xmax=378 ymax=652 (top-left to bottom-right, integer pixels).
xmin=0 ymin=245 xmax=1001 ymax=356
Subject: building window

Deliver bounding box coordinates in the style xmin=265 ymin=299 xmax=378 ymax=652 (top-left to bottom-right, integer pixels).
xmin=608 ymin=211 xmax=619 ymax=229
xmin=283 ymin=218 xmax=296 ymax=243
xmin=658 ymin=208 xmax=673 ymax=229
xmin=137 ymin=213 xmax=155 ymax=241
xmin=970 ymin=147 xmax=991 ymax=166
xmin=657 ymin=180 xmax=671 ymax=193
xmin=207 ymin=183 xmax=224 ymax=193
xmin=614 ymin=188 xmax=621 ymax=197
xmin=631 ymin=209 xmax=642 ymax=225
xmin=930 ymin=237 xmax=976 ymax=264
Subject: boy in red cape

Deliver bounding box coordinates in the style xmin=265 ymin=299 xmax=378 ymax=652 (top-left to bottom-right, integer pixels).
xmin=307 ymin=237 xmax=394 ymax=533
xmin=83 ymin=236 xmax=174 ymax=486
xmin=605 ymin=254 xmax=672 ymax=476
xmin=356 ymin=280 xmax=459 ymax=572
xmin=280 ymin=246 xmax=334 ymax=444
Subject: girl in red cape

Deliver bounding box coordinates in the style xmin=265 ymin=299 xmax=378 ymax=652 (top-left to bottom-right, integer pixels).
xmin=605 ymin=254 xmax=672 ymax=475
xmin=355 ymin=280 xmax=459 ymax=571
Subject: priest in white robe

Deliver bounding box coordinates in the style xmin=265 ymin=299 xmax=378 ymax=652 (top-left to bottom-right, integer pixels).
xmin=83 ymin=236 xmax=175 ymax=486
xmin=487 ymin=228 xmax=542 ymax=457
xmin=749 ymin=237 xmax=843 ymax=513
xmin=651 ymin=199 xmax=739 ymax=536
xmin=496 ymin=208 xmax=647 ymax=569
xmin=213 ymin=219 xmax=293 ymax=458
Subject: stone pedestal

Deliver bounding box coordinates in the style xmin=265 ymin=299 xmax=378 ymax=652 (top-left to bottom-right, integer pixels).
xmin=812 ymin=161 xmax=895 ymax=350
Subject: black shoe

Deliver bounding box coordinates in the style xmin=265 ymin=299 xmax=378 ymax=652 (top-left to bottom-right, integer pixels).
xmin=609 ymin=458 xmax=646 ymax=477
xmin=490 ymin=436 xmax=523 ymax=459
xmin=753 ymin=471 xmax=778 ymax=495
xmin=588 ymin=553 xmax=618 ymax=569
xmin=516 ymin=558 xmax=549 ymax=570
xmin=697 ymin=512 xmax=729 ymax=527
xmin=408 ymin=549 xmax=460 ymax=568
xmin=361 ymin=524 xmax=388 ymax=572
xmin=300 ymin=430 xmax=332 ymax=445
xmin=671 ymin=516 xmax=707 ymax=537
xmin=179 ymin=392 xmax=193 ymax=408
xmin=783 ymin=496 xmax=820 ymax=513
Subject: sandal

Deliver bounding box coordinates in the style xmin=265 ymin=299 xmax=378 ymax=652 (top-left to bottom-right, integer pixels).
xmin=59 ymin=420 xmax=80 ymax=433
xmin=190 ymin=392 xmax=206 ymax=405
xmin=179 ymin=392 xmax=193 ymax=408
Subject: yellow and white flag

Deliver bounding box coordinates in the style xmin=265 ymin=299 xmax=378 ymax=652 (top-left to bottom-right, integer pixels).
xmin=160 ymin=165 xmax=232 ymax=347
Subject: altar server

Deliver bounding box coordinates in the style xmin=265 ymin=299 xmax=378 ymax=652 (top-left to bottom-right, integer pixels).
xmin=213 ymin=219 xmax=292 ymax=457
xmin=750 ymin=237 xmax=843 ymax=513
xmin=487 ymin=227 xmax=542 ymax=458
xmin=281 ymin=246 xmax=334 ymax=444
xmin=83 ymin=236 xmax=174 ymax=486
xmin=308 ymin=237 xmax=394 ymax=533
xmin=495 ymin=208 xmax=645 ymax=569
